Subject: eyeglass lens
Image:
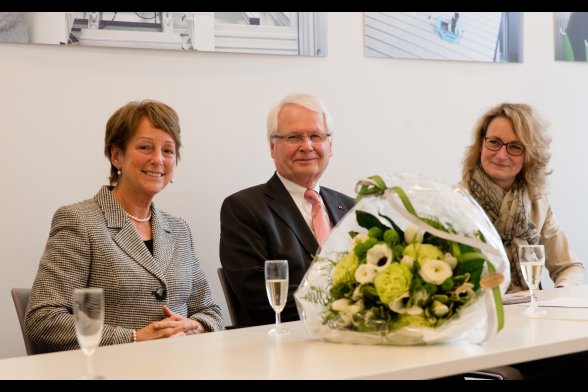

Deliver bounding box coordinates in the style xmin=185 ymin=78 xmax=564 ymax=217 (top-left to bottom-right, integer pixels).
xmin=484 ymin=137 xmax=524 ymax=156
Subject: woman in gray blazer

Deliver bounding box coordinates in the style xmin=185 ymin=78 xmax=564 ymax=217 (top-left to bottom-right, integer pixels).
xmin=25 ymin=100 xmax=223 ymax=353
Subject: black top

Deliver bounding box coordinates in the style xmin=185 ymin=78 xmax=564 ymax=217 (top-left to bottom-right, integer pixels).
xmin=144 ymin=239 xmax=153 ymax=255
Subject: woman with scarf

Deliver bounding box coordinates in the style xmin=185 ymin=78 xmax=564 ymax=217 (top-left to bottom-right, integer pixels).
xmin=462 ymin=102 xmax=584 ymax=294
xmin=461 ymin=103 xmax=586 ymax=379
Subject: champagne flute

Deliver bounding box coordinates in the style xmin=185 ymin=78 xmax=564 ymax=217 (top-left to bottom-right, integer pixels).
xmin=265 ymin=259 xmax=290 ymax=335
xmin=73 ymin=287 xmax=105 ymax=379
xmin=518 ymin=245 xmax=547 ymax=316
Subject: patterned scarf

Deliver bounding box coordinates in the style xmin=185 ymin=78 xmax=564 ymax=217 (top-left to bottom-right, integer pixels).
xmin=467 ymin=166 xmax=540 ymax=292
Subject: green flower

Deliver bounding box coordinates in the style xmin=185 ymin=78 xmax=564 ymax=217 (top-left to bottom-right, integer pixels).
xmin=374 ymin=262 xmax=412 ymax=305
xmin=320 ymin=184 xmax=490 ymax=336
xmin=403 ymin=243 xmax=443 ymax=263
xmin=391 ymin=314 xmax=434 ymax=330
xmin=383 ymin=229 xmax=400 ymax=246
xmin=332 ymin=252 xmax=360 ymax=285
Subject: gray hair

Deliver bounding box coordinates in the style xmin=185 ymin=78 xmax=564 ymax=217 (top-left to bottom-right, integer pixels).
xmin=266 ymin=93 xmax=334 ymax=142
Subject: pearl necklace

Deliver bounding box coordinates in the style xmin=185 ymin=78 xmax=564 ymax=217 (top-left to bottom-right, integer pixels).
xmin=125 ymin=211 xmax=152 ymax=223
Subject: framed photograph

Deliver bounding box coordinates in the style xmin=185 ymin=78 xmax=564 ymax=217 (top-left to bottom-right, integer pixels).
xmin=0 ymin=12 xmax=327 ymax=56
xmin=555 ymin=12 xmax=588 ymax=62
xmin=364 ymin=12 xmax=523 ymax=63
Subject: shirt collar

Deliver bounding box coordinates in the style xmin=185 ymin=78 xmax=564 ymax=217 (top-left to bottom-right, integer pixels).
xmin=276 ymin=172 xmax=320 ymax=198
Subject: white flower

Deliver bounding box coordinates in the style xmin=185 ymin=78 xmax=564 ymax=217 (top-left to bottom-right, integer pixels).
xmin=431 ymin=300 xmax=449 ymax=317
xmin=404 ymin=225 xmax=424 ymax=244
xmin=443 ymin=252 xmax=458 ymax=270
xmin=390 ymin=293 xmax=423 ymax=315
xmin=453 ymin=282 xmax=475 ymax=299
xmin=400 ymin=255 xmax=415 ymax=269
xmin=366 ymin=243 xmax=393 ymax=271
xmin=352 ymin=233 xmax=369 ymax=246
xmin=419 ymin=259 xmax=453 ymax=285
xmin=351 ymin=285 xmax=363 ymax=301
xmin=331 ymin=298 xmax=364 ymax=326
xmin=411 ymin=288 xmax=430 ymax=307
xmin=406 ymin=305 xmax=424 ymax=315
xmin=331 ymin=298 xmax=351 ymax=312
xmin=354 ymin=264 xmax=379 ymax=284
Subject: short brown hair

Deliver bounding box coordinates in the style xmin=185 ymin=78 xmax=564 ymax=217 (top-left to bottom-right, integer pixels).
xmin=104 ymin=100 xmax=182 ymax=185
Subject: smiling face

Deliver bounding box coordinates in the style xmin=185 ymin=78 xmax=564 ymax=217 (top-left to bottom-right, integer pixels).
xmin=481 ymin=116 xmax=525 ymax=191
xmin=111 ymin=117 xmax=177 ymax=200
xmin=270 ymin=103 xmax=333 ymax=189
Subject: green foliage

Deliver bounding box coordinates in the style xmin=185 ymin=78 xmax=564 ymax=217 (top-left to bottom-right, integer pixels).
xmin=360 ymin=284 xmax=380 ymax=307
xmin=329 ymin=281 xmax=355 ymax=300
xmin=455 ymin=254 xmax=485 ymax=291
xmin=356 ymin=210 xmax=390 ymax=232
xmin=440 ymin=277 xmax=455 ymax=292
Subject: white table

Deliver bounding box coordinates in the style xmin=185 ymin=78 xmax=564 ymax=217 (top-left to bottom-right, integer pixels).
xmin=2 ymin=285 xmax=588 ymax=379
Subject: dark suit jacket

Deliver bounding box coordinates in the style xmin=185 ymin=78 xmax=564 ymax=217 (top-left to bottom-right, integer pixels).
xmin=26 ymin=186 xmax=223 ymax=353
xmin=219 ymin=172 xmax=355 ymax=327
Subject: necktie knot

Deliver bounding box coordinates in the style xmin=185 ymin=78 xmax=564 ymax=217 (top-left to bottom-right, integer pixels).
xmin=304 ymin=189 xmax=330 ymax=246
xmin=304 ymin=189 xmax=321 ymax=208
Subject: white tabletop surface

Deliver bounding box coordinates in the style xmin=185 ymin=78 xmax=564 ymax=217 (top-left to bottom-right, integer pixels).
xmin=2 ymin=285 xmax=588 ymax=380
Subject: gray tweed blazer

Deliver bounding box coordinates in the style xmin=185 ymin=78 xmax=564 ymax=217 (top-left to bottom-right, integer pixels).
xmin=25 ymin=186 xmax=223 ymax=353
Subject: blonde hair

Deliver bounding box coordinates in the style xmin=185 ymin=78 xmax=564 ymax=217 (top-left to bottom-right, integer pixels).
xmin=461 ymin=103 xmax=552 ymax=195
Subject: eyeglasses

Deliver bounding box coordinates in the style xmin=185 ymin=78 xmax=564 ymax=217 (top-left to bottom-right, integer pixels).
xmin=484 ymin=137 xmax=525 ymax=156
xmin=272 ymin=132 xmax=332 ymax=145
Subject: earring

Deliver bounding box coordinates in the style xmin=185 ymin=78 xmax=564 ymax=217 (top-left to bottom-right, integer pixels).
xmin=117 ymin=169 xmax=121 ymax=175
xmin=170 ymin=178 xmax=174 ymax=184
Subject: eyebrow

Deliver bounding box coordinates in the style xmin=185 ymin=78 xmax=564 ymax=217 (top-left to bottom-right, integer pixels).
xmin=135 ymin=137 xmax=175 ymax=145
xmin=487 ymin=136 xmax=522 ymax=144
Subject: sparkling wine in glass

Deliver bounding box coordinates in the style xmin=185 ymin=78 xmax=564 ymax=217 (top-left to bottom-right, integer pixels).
xmin=265 ymin=259 xmax=289 ymax=335
xmin=518 ymin=245 xmax=547 ymax=316
xmin=73 ymin=287 xmax=105 ymax=379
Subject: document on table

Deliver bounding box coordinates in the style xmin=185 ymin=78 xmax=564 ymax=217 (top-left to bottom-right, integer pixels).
xmin=503 ymin=291 xmax=531 ymax=305
xmin=537 ymin=297 xmax=588 ymax=308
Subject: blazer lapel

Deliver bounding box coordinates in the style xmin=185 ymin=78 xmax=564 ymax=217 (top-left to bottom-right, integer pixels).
xmin=322 ymin=188 xmax=353 ymax=224
xmin=265 ymin=174 xmax=318 ymax=255
xmin=95 ymin=186 xmax=166 ymax=283
xmin=151 ymin=207 xmax=175 ymax=274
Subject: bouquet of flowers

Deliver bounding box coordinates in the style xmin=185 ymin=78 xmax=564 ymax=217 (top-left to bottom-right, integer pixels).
xmin=294 ymin=174 xmax=510 ymax=345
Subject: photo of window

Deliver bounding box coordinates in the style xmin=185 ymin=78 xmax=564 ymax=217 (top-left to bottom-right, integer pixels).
xmin=364 ymin=12 xmax=523 ymax=63
xmin=0 ymin=12 xmax=327 ymax=56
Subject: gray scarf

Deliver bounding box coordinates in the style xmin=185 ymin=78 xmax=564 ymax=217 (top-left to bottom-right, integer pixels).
xmin=468 ymin=166 xmax=540 ymax=292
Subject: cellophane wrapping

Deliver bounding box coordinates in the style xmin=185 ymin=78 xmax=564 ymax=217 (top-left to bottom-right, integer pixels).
xmin=294 ymin=173 xmax=510 ymax=345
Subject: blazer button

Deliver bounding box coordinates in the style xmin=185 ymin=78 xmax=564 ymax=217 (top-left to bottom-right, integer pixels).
xmin=152 ymin=288 xmax=167 ymax=301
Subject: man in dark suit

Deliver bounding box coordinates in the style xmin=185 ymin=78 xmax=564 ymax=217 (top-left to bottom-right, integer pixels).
xmin=220 ymin=93 xmax=355 ymax=327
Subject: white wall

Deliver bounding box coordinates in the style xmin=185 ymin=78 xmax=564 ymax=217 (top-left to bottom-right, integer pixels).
xmin=1 ymin=12 xmax=586 ymax=359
